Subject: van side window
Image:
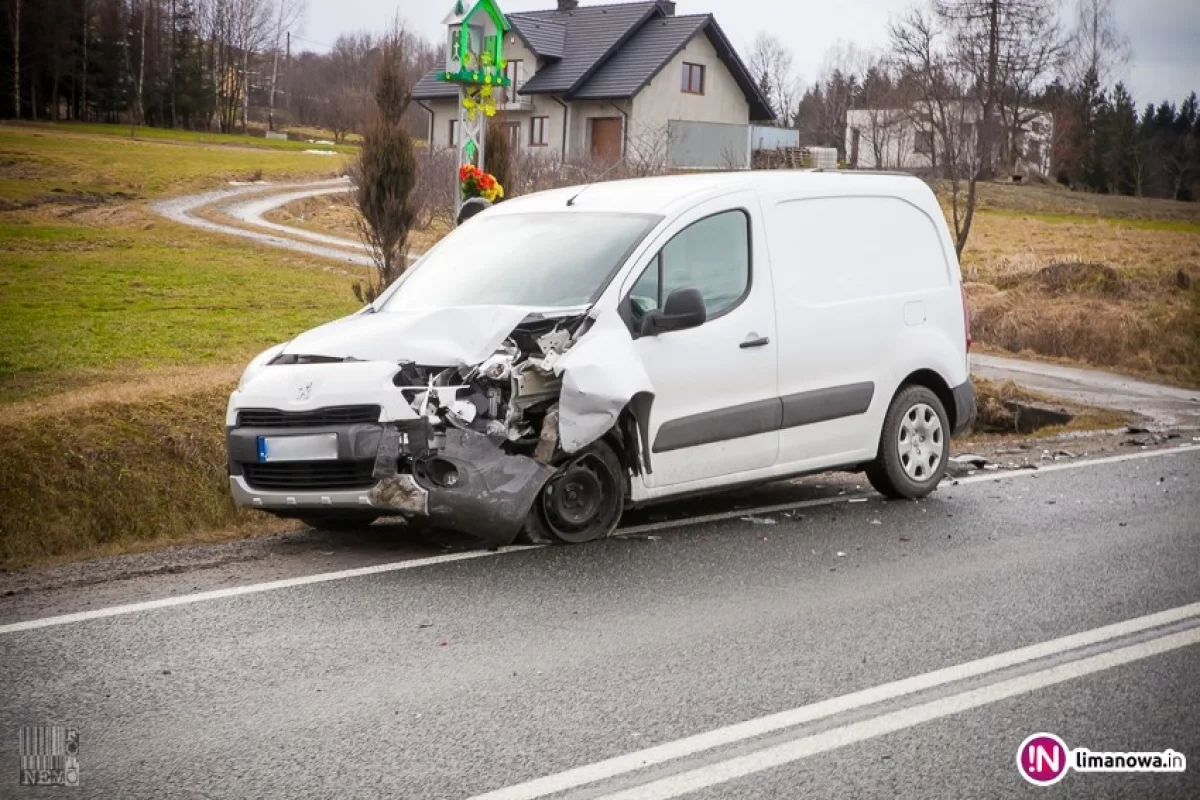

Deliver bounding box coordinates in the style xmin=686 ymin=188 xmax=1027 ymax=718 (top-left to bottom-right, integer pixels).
xmin=628 ymin=210 xmax=750 ymax=327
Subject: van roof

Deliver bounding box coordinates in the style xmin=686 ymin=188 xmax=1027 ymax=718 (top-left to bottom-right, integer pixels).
xmin=489 ymin=170 xmax=932 ymax=217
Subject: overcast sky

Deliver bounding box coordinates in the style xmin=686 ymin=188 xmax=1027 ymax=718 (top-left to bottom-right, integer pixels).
xmin=295 ymin=0 xmax=1200 ymax=108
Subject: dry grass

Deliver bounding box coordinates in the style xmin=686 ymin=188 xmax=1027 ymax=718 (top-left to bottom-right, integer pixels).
xmin=965 ymin=180 xmax=1200 ymax=223
xmin=961 ymin=209 xmax=1200 ymax=386
xmin=0 ymin=380 xmax=249 ymax=569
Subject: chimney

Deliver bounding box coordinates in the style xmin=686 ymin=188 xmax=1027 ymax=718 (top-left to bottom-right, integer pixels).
xmin=557 ymin=0 xmax=578 ymax=10
xmin=657 ymin=0 xmax=676 ymax=14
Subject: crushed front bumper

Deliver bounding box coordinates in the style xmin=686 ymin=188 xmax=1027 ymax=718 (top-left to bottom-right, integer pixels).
xmin=227 ymin=421 xmax=554 ymax=546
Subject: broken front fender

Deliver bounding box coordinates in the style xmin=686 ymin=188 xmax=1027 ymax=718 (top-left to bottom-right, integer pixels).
xmin=555 ymin=309 xmax=655 ymax=458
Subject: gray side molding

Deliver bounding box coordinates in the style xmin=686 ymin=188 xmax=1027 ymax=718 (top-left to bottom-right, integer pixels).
xmin=653 ymin=399 xmax=783 ymax=453
xmin=780 ymin=382 xmax=875 ymax=429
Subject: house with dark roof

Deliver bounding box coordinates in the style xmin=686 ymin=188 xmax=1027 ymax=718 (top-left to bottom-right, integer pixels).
xmin=412 ymin=0 xmax=773 ymax=163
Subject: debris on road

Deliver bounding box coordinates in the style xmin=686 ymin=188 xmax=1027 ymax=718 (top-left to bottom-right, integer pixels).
xmin=741 ymin=516 xmax=777 ymax=525
xmin=848 ymin=497 xmax=869 ymax=504
xmin=950 ymin=454 xmax=989 ymax=469
xmin=836 ymin=551 xmax=847 ymax=558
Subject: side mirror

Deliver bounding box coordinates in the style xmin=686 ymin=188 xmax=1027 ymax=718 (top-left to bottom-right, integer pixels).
xmin=640 ymin=287 xmax=707 ymax=337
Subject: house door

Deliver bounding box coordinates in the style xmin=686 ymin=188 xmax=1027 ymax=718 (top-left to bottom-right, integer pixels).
xmin=590 ymin=117 xmax=623 ymax=162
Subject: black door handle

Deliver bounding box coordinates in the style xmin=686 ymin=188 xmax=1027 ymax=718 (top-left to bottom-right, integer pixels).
xmin=740 ymin=336 xmax=770 ymax=349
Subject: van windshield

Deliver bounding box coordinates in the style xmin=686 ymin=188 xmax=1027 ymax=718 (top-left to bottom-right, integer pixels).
xmin=379 ymin=212 xmax=661 ymax=311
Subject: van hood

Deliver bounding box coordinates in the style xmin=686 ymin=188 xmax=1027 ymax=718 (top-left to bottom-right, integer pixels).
xmin=283 ymin=304 xmax=576 ymax=366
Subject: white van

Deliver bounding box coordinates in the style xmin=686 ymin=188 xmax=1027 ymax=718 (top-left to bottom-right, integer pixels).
xmin=227 ymin=171 xmax=975 ymax=545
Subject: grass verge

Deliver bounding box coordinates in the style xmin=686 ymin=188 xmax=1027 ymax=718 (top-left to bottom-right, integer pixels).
xmin=0 ymin=377 xmax=294 ymax=570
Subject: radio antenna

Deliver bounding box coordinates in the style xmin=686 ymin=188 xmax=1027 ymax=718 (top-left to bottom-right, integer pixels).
xmin=566 ymin=155 xmax=631 ymax=207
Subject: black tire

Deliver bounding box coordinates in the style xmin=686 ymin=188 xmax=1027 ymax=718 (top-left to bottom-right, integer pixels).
xmin=866 ymin=385 xmax=949 ymax=500
xmin=522 ymin=440 xmax=626 ymax=544
xmin=298 ymin=513 xmax=381 ymax=532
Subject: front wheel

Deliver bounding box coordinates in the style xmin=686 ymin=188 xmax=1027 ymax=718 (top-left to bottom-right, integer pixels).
xmin=522 ymin=440 xmax=626 ymax=544
xmin=866 ymin=385 xmax=949 ymax=499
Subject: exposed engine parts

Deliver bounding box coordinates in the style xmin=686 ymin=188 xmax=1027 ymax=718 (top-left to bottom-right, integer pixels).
xmin=393 ymin=315 xmax=590 ymax=462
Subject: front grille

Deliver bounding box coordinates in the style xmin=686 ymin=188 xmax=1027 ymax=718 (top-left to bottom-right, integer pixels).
xmin=237 ymin=405 xmax=381 ymax=429
xmin=241 ymin=460 xmax=377 ymax=491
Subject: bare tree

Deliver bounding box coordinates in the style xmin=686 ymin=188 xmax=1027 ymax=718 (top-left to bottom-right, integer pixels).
xmin=136 ymin=0 xmax=148 ymax=124
xmin=268 ymin=0 xmax=304 ymax=131
xmin=994 ymin=0 xmax=1065 ymax=174
xmin=935 ymin=0 xmax=1004 ymax=180
xmin=891 ymin=5 xmax=982 ymax=256
xmin=747 ymin=32 xmax=802 ymax=126
xmin=7 ymin=0 xmax=18 ymax=118
xmin=1065 ymin=0 xmax=1131 ymax=91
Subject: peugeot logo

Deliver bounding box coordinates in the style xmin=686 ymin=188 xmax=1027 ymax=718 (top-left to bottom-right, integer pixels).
xmin=293 ymin=380 xmax=314 ymax=402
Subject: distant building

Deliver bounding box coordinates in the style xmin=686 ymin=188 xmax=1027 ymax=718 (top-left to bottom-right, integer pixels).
xmin=845 ymin=101 xmax=1053 ymax=179
xmin=411 ymin=0 xmax=773 ymax=162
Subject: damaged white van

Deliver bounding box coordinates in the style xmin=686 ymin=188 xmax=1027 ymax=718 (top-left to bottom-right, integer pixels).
xmin=227 ymin=171 xmax=975 ymax=546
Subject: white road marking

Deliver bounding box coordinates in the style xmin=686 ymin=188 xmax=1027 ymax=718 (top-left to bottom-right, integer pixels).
xmin=467 ymin=601 xmax=1200 ymax=800
xmin=594 ymin=626 xmax=1200 ymax=800
xmin=951 ymin=444 xmax=1199 ymax=487
xmin=0 ymin=548 xmax=534 ymax=635
xmin=2 ymin=445 xmax=1195 ymax=635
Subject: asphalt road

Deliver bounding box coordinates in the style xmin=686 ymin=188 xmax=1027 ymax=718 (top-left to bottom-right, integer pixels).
xmin=2 ymin=446 xmax=1197 ymax=799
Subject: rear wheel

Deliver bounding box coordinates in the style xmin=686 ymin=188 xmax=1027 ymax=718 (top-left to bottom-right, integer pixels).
xmin=297 ymin=513 xmax=381 ymax=532
xmin=523 ymin=440 xmax=626 ymax=544
xmin=866 ymin=385 xmax=948 ymax=499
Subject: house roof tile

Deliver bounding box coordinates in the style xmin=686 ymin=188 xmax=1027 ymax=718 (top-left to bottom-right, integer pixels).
xmin=411 ymin=1 xmax=773 ymax=120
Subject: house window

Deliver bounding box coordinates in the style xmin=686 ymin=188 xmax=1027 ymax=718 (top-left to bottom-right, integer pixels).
xmin=449 ymin=119 xmax=461 ymax=148
xmin=681 ymin=62 xmax=706 ymax=95
xmin=914 ymin=129 xmax=934 ymax=155
xmin=503 ymin=59 xmax=524 ymax=103
xmin=530 ymin=116 xmax=549 ymax=147
xmin=506 ymin=121 xmax=521 ymax=152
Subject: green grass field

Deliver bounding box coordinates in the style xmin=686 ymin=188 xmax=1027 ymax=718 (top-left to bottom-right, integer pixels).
xmin=0 ymin=123 xmax=365 ymax=567
xmin=0 ymin=122 xmax=352 ymax=203
xmin=0 ymin=219 xmax=360 ymax=403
